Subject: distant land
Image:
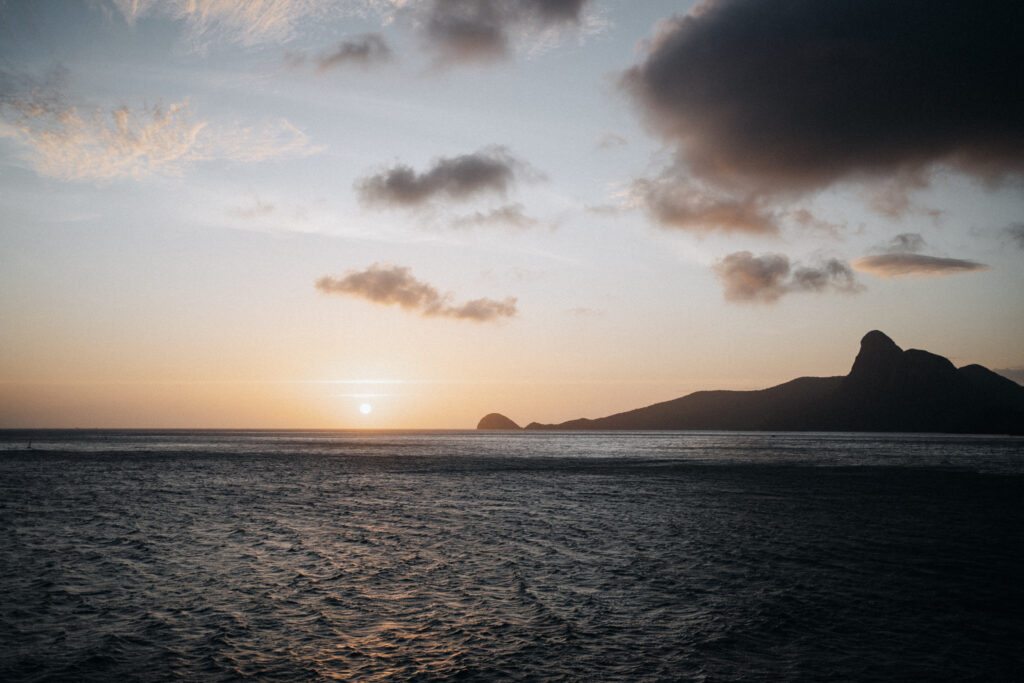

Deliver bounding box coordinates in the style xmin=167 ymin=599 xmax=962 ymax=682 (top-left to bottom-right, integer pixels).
xmin=476 ymin=413 xmax=522 ymax=430
xmin=479 ymin=331 xmax=1024 ymax=435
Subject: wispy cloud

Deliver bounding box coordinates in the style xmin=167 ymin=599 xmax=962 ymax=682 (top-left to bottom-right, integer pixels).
xmin=110 ymin=0 xmax=398 ymax=49
xmin=107 ymin=0 xmax=603 ymax=60
xmin=287 ymin=33 xmax=393 ymax=71
xmin=852 ymin=233 xmax=987 ymax=279
xmin=112 ymin=0 xmax=312 ymax=47
xmin=787 ymin=208 xmax=844 ymax=238
xmin=714 ymin=251 xmax=862 ymax=304
xmin=316 ymin=263 xmax=517 ymax=322
xmin=451 ymin=203 xmax=538 ymax=229
xmin=0 ymin=95 xmax=317 ymax=182
xmin=318 ymin=33 xmax=392 ymax=69
xmin=356 ymin=147 xmax=531 ymax=208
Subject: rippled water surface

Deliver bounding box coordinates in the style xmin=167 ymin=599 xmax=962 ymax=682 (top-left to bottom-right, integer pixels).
xmin=1 ymin=430 xmax=1022 ymax=681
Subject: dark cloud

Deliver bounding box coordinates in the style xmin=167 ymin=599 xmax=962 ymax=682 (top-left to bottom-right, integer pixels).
xmin=315 ymin=263 xmax=517 ymax=322
xmin=852 ymin=253 xmax=987 ymax=279
xmin=622 ymin=0 xmax=1024 ymax=197
xmin=316 ymin=34 xmax=392 ymax=70
xmin=633 ymin=176 xmax=777 ymax=234
xmin=423 ymin=0 xmax=507 ymax=62
xmin=451 ymin=203 xmax=537 ymax=229
xmin=714 ymin=251 xmax=861 ymax=303
xmin=1006 ymin=223 xmax=1024 ymax=249
xmin=413 ymin=0 xmax=592 ymax=63
xmin=356 ymin=147 xmax=525 ymax=208
xmin=853 ymin=232 xmax=987 ymax=278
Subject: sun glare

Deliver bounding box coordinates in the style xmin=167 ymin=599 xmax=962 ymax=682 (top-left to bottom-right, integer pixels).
xmin=359 ymin=403 xmax=373 ymax=415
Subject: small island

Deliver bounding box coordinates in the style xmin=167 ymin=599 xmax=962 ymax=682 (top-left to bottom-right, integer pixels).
xmin=476 ymin=413 xmax=522 ymax=430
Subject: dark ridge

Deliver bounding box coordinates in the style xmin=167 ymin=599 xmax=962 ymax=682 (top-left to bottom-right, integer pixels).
xmin=505 ymin=332 xmax=1024 ymax=434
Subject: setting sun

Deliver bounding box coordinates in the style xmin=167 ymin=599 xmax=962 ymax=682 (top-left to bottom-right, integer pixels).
xmin=359 ymin=403 xmax=372 ymax=415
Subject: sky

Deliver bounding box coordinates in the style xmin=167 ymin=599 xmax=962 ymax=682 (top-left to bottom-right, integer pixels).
xmin=1 ymin=0 xmax=1022 ymax=429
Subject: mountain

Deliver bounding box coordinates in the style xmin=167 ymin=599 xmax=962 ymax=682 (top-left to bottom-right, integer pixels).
xmin=512 ymin=331 xmax=1024 ymax=434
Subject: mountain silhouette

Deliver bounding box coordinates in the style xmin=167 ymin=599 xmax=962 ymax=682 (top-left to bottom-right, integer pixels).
xmin=511 ymin=331 xmax=1023 ymax=434
xmin=477 ymin=413 xmax=522 ymax=430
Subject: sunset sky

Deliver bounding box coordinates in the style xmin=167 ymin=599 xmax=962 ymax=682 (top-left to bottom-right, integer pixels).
xmin=2 ymin=0 xmax=1022 ymax=428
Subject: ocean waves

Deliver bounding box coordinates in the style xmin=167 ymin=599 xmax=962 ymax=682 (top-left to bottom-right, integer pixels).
xmin=1 ymin=431 xmax=1023 ymax=680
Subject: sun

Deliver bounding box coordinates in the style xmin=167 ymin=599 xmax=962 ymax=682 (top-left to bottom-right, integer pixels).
xmin=359 ymin=403 xmax=373 ymax=415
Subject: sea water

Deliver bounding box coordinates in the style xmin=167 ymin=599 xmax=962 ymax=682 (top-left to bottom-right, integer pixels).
xmin=1 ymin=430 xmax=1022 ymax=681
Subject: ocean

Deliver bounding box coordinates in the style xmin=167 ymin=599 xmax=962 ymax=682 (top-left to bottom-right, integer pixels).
xmin=1 ymin=430 xmax=1022 ymax=681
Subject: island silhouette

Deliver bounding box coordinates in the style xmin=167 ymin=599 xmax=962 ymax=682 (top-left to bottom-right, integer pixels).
xmin=480 ymin=331 xmax=1024 ymax=434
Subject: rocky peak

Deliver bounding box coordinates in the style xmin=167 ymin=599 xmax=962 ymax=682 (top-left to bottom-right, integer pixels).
xmin=846 ymin=330 xmax=903 ymax=388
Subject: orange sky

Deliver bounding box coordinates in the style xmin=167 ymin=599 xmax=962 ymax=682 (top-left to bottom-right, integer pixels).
xmin=1 ymin=1 xmax=1022 ymax=428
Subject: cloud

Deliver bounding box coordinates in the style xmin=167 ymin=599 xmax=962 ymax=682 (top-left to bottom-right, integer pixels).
xmin=112 ymin=0 xmax=313 ymax=47
xmin=451 ymin=203 xmax=537 ymax=229
xmin=787 ymin=208 xmax=844 ymax=237
xmin=318 ymin=33 xmax=392 ymax=69
xmin=287 ymin=33 xmax=394 ymax=71
xmin=1005 ymin=223 xmax=1024 ymax=249
xmin=713 ymin=251 xmax=861 ymax=303
xmin=862 ymin=175 xmax=942 ymax=220
xmin=107 ymin=0 xmax=601 ymax=59
xmin=620 ymin=0 xmax=1024 ymax=234
xmin=852 ymin=232 xmax=988 ymax=278
xmin=109 ymin=0 xmax=397 ymax=49
xmin=852 ymin=254 xmax=987 ymax=279
xmin=408 ymin=0 xmax=597 ymax=64
xmin=631 ymin=175 xmax=778 ymax=234
xmin=621 ymin=0 xmax=1024 ymax=195
xmin=315 ymin=263 xmax=517 ymax=322
xmin=0 ymin=91 xmax=317 ymax=181
xmin=356 ymin=147 xmax=528 ymax=207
